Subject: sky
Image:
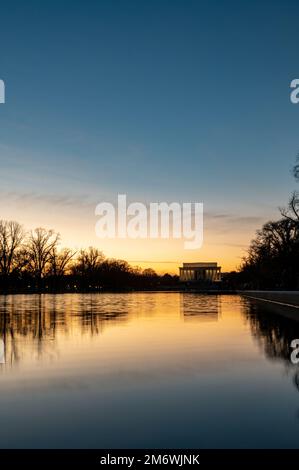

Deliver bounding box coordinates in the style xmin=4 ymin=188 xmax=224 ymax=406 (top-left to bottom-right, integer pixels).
xmin=0 ymin=0 xmax=299 ymax=273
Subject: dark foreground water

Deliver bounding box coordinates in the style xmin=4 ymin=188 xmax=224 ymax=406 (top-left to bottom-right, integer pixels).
xmin=0 ymin=292 xmax=299 ymax=448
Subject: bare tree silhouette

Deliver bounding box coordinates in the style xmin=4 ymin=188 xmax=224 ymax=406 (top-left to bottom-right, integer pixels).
xmin=0 ymin=225 xmax=178 ymax=292
xmin=48 ymin=247 xmax=76 ymax=277
xmin=0 ymin=220 xmax=24 ymax=277
xmin=27 ymin=228 xmax=60 ymax=285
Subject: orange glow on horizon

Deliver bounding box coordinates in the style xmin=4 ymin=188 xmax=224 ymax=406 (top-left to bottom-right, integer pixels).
xmin=0 ymin=198 xmax=261 ymax=274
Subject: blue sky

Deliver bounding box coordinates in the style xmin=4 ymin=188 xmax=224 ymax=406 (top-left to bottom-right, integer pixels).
xmin=0 ymin=0 xmax=299 ymax=271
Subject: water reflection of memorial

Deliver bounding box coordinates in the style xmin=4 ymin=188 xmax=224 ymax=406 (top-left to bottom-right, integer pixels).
xmin=180 ymin=293 xmax=221 ymax=322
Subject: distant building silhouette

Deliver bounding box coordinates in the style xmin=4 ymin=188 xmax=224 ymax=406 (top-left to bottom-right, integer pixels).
xmin=179 ymin=262 xmax=221 ymax=283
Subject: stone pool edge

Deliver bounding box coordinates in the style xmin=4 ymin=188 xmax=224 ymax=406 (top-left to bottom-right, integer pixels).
xmin=239 ymin=291 xmax=299 ymax=322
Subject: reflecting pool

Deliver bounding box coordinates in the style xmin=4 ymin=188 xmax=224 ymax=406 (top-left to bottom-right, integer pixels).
xmin=0 ymin=293 xmax=299 ymax=448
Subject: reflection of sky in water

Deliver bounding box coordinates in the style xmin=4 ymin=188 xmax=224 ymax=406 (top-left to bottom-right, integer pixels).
xmin=0 ymin=293 xmax=299 ymax=448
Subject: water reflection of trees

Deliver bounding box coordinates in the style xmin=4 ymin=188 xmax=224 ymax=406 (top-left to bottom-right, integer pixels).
xmin=244 ymin=299 xmax=299 ymax=392
xmin=0 ymin=294 xmax=129 ymax=369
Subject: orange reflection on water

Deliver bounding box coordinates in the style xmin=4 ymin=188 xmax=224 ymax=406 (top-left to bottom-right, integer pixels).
xmin=0 ymin=293 xmax=257 ymax=385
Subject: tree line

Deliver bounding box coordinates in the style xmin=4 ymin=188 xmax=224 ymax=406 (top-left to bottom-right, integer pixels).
xmin=225 ymin=157 xmax=299 ymax=290
xmin=0 ymin=224 xmax=178 ymax=293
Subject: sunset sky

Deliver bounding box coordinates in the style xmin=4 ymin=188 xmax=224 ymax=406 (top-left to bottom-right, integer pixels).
xmin=0 ymin=0 xmax=299 ymax=273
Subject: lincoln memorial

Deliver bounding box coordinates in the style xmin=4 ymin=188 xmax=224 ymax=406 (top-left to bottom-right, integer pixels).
xmin=179 ymin=262 xmax=221 ymax=283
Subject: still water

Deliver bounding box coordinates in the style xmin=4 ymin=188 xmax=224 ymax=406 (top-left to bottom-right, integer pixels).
xmin=0 ymin=292 xmax=299 ymax=448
